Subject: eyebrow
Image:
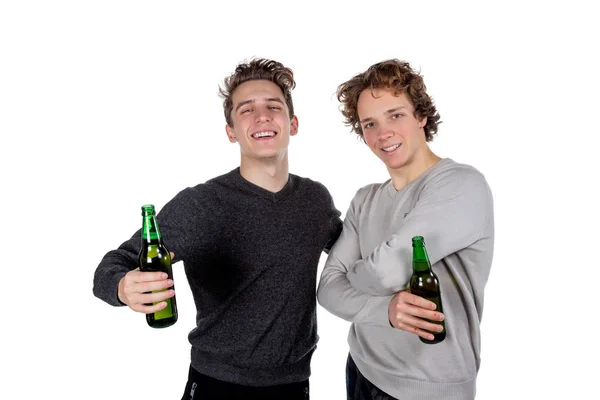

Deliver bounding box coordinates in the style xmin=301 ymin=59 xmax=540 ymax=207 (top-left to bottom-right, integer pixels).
xmin=235 ymin=97 xmax=285 ymax=112
xmin=359 ymin=106 xmax=408 ymax=124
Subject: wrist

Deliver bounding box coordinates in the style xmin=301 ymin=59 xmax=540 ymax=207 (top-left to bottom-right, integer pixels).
xmin=388 ymin=295 xmax=396 ymax=327
xmin=117 ymin=276 xmax=127 ymax=306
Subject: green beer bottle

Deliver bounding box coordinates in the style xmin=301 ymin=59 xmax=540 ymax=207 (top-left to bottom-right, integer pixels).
xmin=409 ymin=236 xmax=446 ymax=344
xmin=138 ymin=204 xmax=178 ymax=328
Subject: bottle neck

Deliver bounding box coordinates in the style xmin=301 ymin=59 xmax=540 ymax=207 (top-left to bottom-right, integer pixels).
xmin=141 ymin=214 xmax=162 ymax=244
xmin=412 ymin=244 xmax=432 ymax=273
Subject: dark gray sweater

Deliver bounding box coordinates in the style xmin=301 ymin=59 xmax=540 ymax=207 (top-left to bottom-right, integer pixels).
xmin=93 ymin=168 xmax=342 ymax=386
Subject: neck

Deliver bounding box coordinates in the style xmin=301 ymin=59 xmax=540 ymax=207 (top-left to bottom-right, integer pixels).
xmin=239 ymin=153 xmax=290 ymax=193
xmin=388 ymin=147 xmax=441 ymax=191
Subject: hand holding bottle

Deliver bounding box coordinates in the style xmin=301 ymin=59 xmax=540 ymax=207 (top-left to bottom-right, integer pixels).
xmin=118 ymin=266 xmax=175 ymax=314
xmin=388 ymin=290 xmax=445 ymax=341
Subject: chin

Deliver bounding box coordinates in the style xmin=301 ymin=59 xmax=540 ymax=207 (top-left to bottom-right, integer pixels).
xmin=384 ymin=159 xmax=408 ymax=170
xmin=253 ymin=150 xmax=283 ymax=160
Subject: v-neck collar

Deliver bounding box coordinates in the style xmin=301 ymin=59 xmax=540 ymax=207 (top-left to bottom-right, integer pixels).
xmin=230 ymin=167 xmax=294 ymax=203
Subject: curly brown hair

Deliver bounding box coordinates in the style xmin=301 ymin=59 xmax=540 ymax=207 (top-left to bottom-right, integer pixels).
xmin=219 ymin=58 xmax=296 ymax=127
xmin=337 ymin=59 xmax=441 ymax=142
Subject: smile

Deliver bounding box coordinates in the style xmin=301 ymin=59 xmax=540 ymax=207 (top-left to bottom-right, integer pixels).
xmin=382 ymin=143 xmax=401 ymax=152
xmin=251 ymin=131 xmax=277 ymax=139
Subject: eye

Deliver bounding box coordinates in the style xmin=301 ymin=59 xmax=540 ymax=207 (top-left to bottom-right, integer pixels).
xmin=391 ymin=113 xmax=402 ymax=119
xmin=363 ymin=122 xmax=374 ymax=130
xmin=268 ymin=105 xmax=282 ymax=111
xmin=241 ymin=108 xmax=252 ymax=115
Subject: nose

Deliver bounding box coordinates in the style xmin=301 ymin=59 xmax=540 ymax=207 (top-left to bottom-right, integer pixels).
xmin=377 ymin=127 xmax=394 ymax=141
xmin=255 ymin=110 xmax=272 ymax=123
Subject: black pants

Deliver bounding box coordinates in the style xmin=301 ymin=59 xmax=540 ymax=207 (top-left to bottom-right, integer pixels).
xmin=181 ymin=365 xmax=309 ymax=400
xmin=346 ymin=354 xmax=397 ymax=400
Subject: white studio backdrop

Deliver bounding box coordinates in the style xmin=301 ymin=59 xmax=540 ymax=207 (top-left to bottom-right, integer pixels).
xmin=1 ymin=1 xmax=598 ymax=399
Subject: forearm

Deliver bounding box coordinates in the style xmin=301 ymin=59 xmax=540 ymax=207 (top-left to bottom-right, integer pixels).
xmin=317 ymin=190 xmax=395 ymax=326
xmin=347 ymin=254 xmax=411 ymax=296
xmin=93 ymin=243 xmax=139 ymax=307
xmin=317 ymin=261 xmax=393 ymax=327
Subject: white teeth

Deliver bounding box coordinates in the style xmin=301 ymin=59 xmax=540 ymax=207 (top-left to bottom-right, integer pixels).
xmin=253 ymin=131 xmax=276 ymax=138
xmin=383 ymin=144 xmax=400 ymax=152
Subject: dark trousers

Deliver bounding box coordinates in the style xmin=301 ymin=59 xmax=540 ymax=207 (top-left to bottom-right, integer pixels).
xmin=181 ymin=365 xmax=309 ymax=400
xmin=346 ymin=354 xmax=397 ymax=400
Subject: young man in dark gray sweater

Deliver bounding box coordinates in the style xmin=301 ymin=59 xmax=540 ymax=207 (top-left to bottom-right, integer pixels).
xmin=93 ymin=58 xmax=342 ymax=400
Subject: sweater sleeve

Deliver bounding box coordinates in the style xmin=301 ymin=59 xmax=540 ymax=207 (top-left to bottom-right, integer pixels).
xmin=317 ymin=191 xmax=394 ymax=327
xmin=346 ymin=167 xmax=493 ymax=296
xmin=92 ymin=187 xmax=202 ymax=307
xmin=323 ymin=189 xmax=343 ymax=255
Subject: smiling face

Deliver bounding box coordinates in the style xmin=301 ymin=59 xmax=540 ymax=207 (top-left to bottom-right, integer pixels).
xmin=225 ymin=80 xmax=298 ymax=162
xmin=358 ymin=88 xmax=428 ymax=173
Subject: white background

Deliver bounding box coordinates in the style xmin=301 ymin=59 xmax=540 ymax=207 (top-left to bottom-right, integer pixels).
xmin=1 ymin=1 xmax=598 ymax=399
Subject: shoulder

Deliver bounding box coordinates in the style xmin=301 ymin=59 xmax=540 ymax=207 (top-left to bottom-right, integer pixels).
xmin=421 ymin=158 xmax=492 ymax=200
xmin=427 ymin=159 xmax=490 ymax=189
xmin=170 ymin=171 xmax=235 ymax=208
xmin=189 ymin=169 xmax=241 ymax=196
xmin=345 ymin=181 xmax=392 ymax=216
xmin=354 ymin=180 xmax=391 ymax=201
xmin=159 ymin=185 xmax=215 ymax=215
xmin=290 ymin=173 xmax=334 ymax=197
xmin=203 ymin=168 xmax=237 ymax=188
xmin=289 ymin=174 xmax=341 ymax=217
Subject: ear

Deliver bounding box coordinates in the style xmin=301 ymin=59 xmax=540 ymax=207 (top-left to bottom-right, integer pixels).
xmin=290 ymin=116 xmax=299 ymax=137
xmin=225 ymin=124 xmax=237 ymax=143
xmin=418 ymin=116 xmax=428 ymax=129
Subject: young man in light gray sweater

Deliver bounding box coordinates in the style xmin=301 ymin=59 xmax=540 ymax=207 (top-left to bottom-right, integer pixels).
xmin=317 ymin=59 xmax=494 ymax=400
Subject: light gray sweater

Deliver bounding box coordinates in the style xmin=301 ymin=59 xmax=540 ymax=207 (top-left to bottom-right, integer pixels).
xmin=317 ymin=158 xmax=494 ymax=400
